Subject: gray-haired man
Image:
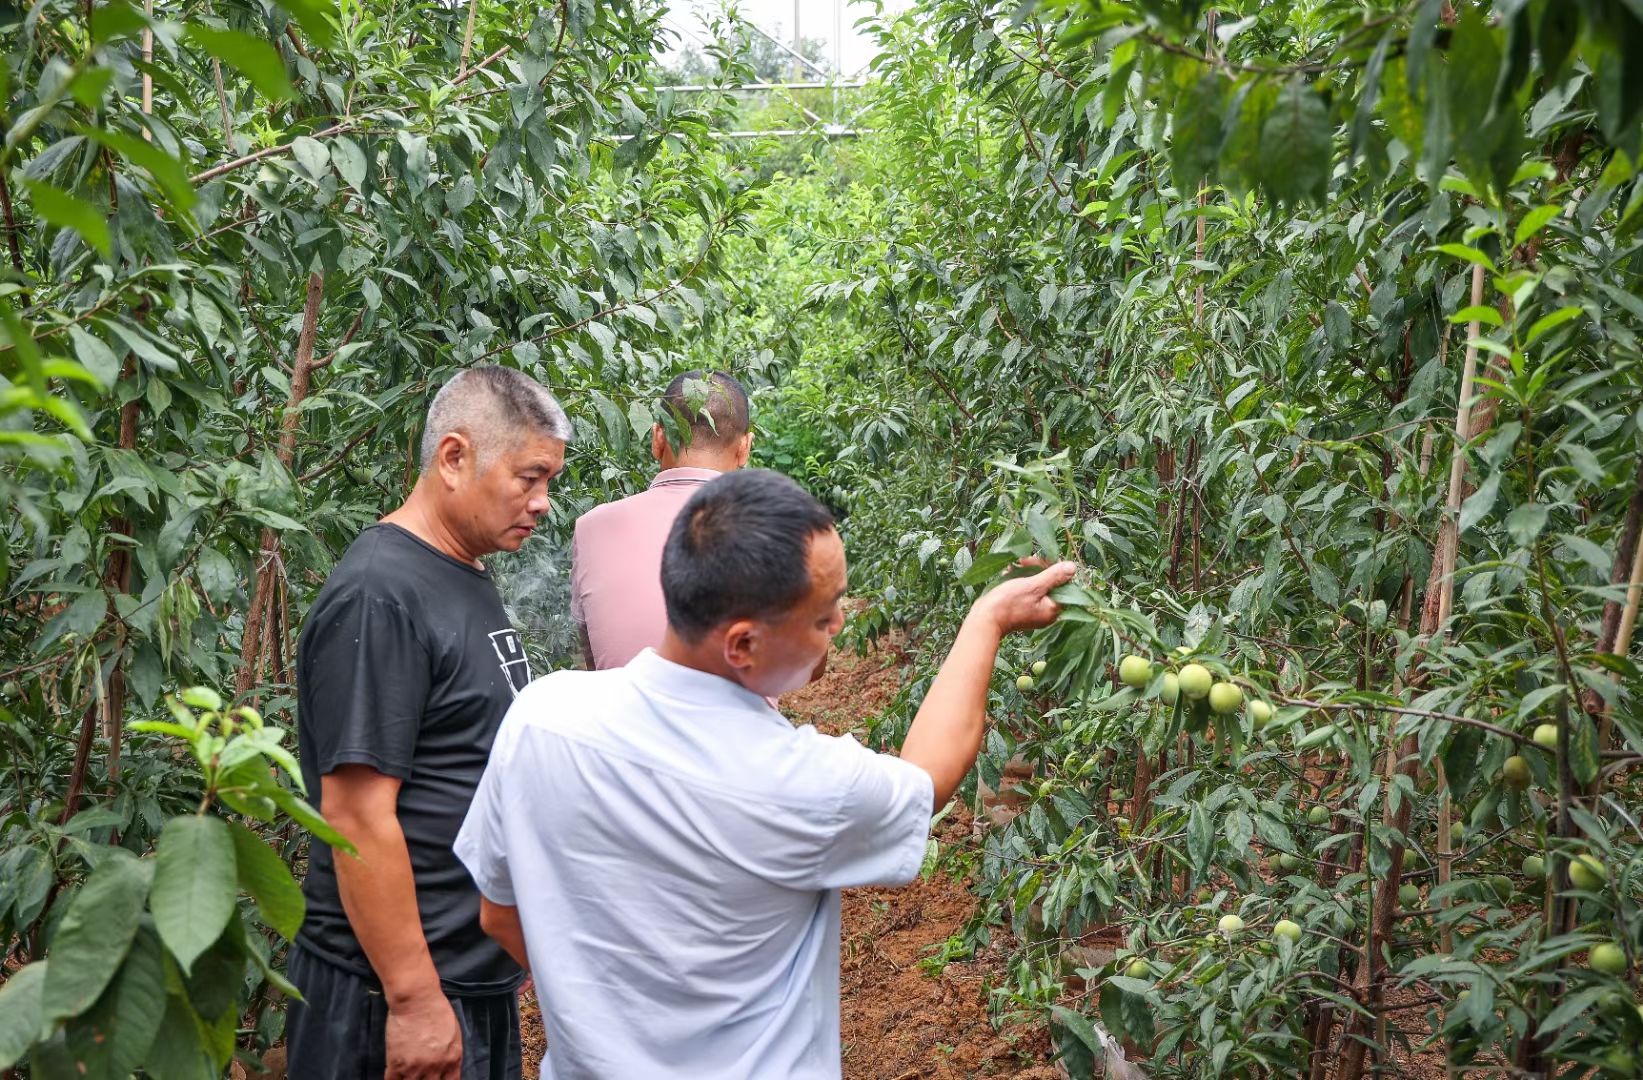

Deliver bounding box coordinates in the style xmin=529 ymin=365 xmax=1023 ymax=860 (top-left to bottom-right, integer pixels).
xmin=288 ymin=366 xmax=570 ymax=1080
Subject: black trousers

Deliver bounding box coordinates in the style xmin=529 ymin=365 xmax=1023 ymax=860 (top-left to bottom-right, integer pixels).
xmin=285 ymin=943 xmax=523 ymax=1080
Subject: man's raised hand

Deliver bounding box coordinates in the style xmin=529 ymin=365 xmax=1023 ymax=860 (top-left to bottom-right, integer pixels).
xmin=976 ymin=560 xmax=1078 ymax=636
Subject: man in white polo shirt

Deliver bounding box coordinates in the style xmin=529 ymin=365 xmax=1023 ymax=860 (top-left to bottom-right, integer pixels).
xmin=454 ymin=470 xmax=1074 ymax=1079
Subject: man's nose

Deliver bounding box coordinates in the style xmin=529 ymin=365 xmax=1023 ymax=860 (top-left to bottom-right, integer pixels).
xmin=527 ymin=492 xmax=553 ymax=515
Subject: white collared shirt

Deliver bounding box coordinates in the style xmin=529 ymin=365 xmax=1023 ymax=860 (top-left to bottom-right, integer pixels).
xmin=454 ymin=649 xmax=935 ymax=1080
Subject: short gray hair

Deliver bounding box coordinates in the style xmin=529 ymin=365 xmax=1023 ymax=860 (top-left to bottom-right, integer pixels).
xmin=420 ymin=366 xmax=572 ymax=470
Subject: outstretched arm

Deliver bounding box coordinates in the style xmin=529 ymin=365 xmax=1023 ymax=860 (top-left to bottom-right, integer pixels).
xmin=900 ymin=562 xmax=1077 ymax=807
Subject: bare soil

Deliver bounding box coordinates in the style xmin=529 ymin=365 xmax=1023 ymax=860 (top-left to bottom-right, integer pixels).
xmin=520 ymin=644 xmax=1057 ymax=1078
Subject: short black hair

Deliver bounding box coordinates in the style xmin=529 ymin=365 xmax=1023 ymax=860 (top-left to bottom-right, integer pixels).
xmin=421 ymin=366 xmax=571 ymax=469
xmin=662 ymin=470 xmax=836 ymax=641
xmin=660 ymin=370 xmax=750 ymax=449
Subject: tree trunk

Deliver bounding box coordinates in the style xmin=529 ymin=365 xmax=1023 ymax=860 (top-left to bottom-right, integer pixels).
xmin=59 ymin=352 xmax=142 ymax=823
xmin=1584 ymin=456 xmax=1643 ymax=776
xmin=237 ymin=271 xmax=325 ymax=696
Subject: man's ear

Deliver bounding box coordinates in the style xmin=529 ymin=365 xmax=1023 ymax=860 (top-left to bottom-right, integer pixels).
xmin=651 ymin=424 xmax=669 ymax=464
xmin=435 ymin=431 xmax=473 ymax=489
xmin=735 ymin=431 xmax=754 ymax=468
xmin=721 ymin=619 xmax=760 ymax=672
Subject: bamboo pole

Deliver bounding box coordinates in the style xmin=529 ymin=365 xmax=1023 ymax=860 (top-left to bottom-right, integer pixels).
xmin=1337 ymin=264 xmax=1489 ymax=1080
xmin=1433 ymin=263 xmax=1488 ymax=633
xmin=459 ymin=0 xmax=480 ymax=78
xmin=141 ymin=3 xmax=153 ymax=135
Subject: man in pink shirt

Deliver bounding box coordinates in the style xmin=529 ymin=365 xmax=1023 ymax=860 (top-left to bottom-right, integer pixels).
xmin=571 ymin=371 xmax=752 ymax=669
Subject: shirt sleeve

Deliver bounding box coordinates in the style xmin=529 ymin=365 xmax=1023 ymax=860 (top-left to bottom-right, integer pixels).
xmin=299 ymin=590 xmax=431 ymax=780
xmin=807 ymin=740 xmax=935 ymax=890
xmin=454 ymin=727 xmax=516 ymax=905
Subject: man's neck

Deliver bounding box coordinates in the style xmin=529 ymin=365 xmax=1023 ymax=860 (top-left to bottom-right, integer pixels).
xmin=669 ymin=453 xmax=738 ymax=474
xmin=657 ymin=628 xmax=743 ymax=685
xmin=381 ymin=485 xmax=484 ymax=568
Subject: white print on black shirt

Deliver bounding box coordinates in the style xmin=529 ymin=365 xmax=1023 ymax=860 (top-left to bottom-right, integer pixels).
xmin=489 ymin=629 xmax=532 ymax=695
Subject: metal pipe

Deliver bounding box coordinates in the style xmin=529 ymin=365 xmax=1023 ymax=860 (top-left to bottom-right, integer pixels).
xmin=655 ymin=81 xmax=867 ymax=92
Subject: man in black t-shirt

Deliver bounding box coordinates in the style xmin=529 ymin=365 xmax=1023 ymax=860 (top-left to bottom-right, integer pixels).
xmin=289 ymin=366 xmax=569 ymax=1080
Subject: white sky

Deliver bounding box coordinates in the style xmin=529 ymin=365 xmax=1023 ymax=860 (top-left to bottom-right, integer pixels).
xmin=660 ymin=0 xmax=913 ymax=79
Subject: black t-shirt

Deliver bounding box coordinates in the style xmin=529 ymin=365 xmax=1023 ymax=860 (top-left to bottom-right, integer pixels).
xmin=295 ymin=523 xmax=530 ymax=995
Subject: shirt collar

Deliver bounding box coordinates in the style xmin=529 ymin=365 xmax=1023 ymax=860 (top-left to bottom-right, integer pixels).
xmin=626 ymin=648 xmax=779 ymax=718
xmin=649 ymin=467 xmax=721 ymax=490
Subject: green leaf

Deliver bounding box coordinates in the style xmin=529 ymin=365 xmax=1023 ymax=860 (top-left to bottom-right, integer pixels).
xmin=1023 ymin=508 xmax=1062 ymax=560
xmin=11 ymin=845 xmax=52 ymax=926
xmin=1433 ymin=243 xmax=1496 ymax=269
xmin=61 ymin=924 xmax=165 ymax=1078
xmin=1514 ymin=204 xmax=1562 ymax=246
xmin=1442 ymin=723 xmax=1486 ymax=804
xmin=1458 ymin=472 xmax=1501 ymax=533
xmin=42 ymin=849 xmax=153 ymax=1023
xmin=1050 ymin=1005 xmax=1105 ymax=1076
xmin=229 ymin=822 xmax=304 ymax=940
xmin=1447 ymin=5 xmax=1502 ymax=175
xmin=1449 ymin=304 xmax=1504 ymax=327
xmin=178 ymin=686 xmax=222 ymax=711
xmin=90 ymin=0 xmax=146 ymax=43
xmin=1538 ymin=1 xmax=1580 ymax=82
xmin=1558 ymin=533 xmax=1613 ymax=576
xmin=1219 ymin=80 xmax=1275 ymax=194
xmin=289 ymin=135 xmax=330 ymax=181
xmin=68 ymin=325 xmax=121 ymax=387
xmin=266 ymin=784 xmax=353 ymax=852
xmin=1524 ymin=305 xmax=1586 ymax=345
xmin=1569 ymin=710 xmax=1600 ymax=787
xmin=331 ymin=135 xmax=369 ymax=190
xmin=84 ymin=128 xmax=196 ymax=211
xmin=1323 ymin=301 xmax=1351 ymax=348
xmin=1170 ymin=73 xmax=1226 ymax=192
xmin=960 ymin=550 xmax=1021 ymax=587
xmin=23 ymin=180 xmax=111 ymax=258
xmin=62 ymin=805 xmax=125 ymax=834
xmin=185 ymin=26 xmax=295 ymax=102
xmin=143 ymin=992 xmax=214 ymax=1080
xmin=0 ymin=961 xmax=49 ymax=1069
xmin=276 ymin=0 xmax=341 ymax=48
xmin=1187 ymin=803 xmax=1214 ymax=874
xmin=1505 ymin=501 xmax=1548 ymax=547
xmin=149 ymin=816 xmax=237 ymax=975
xmin=190 ymin=286 xmax=223 ymax=344
xmin=397 ymin=131 xmax=429 ymax=195
xmin=181 ymin=920 xmax=248 ymax=1022
xmin=1258 ymin=81 xmax=1331 ymax=205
